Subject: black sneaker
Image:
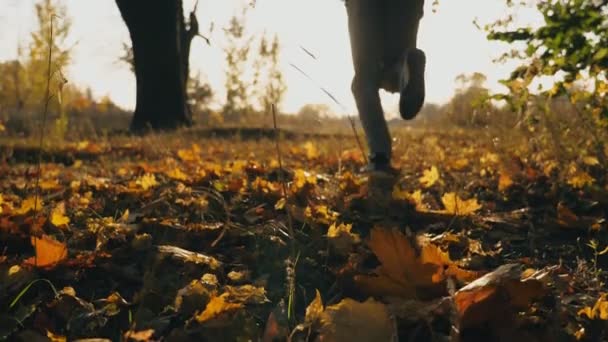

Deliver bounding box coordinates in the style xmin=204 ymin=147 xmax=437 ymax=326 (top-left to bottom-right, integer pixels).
xmin=362 ymin=154 xmax=399 ymax=221
xmin=399 ymin=48 xmax=426 ymax=120
xmin=361 ymin=153 xmax=398 ymax=174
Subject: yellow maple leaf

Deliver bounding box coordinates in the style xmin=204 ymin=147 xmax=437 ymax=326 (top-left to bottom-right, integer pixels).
xmin=15 ymin=196 xmax=44 ymax=215
xmin=392 ymin=188 xmax=427 ymax=211
xmin=293 ymin=169 xmax=316 ymax=189
xmin=305 ymin=290 xmax=324 ymax=324
xmin=39 ymin=179 xmax=61 ymax=190
xmin=165 ymin=167 xmax=188 ymax=181
xmin=568 ymin=171 xmax=594 ymax=188
xmin=419 ymin=166 xmax=440 ymax=188
xmin=196 ymin=293 xmax=244 ymax=322
xmin=303 ymin=141 xmax=319 ymax=159
xmin=50 ymin=202 xmax=70 ymax=228
xmin=578 ymin=294 xmax=608 ymax=320
xmin=177 ymin=144 xmax=202 ymax=162
xmin=136 ymin=173 xmax=158 ymax=190
xmin=441 ymin=193 xmax=481 ymax=216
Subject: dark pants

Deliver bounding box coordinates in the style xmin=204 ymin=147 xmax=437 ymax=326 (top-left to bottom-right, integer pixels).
xmin=346 ymin=0 xmax=424 ymax=160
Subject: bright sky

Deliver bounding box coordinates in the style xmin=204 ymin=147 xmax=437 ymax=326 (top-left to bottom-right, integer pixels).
xmin=0 ymin=0 xmax=535 ymax=116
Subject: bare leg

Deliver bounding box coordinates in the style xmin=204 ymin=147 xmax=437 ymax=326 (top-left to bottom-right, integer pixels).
xmin=346 ymin=0 xmax=392 ymax=163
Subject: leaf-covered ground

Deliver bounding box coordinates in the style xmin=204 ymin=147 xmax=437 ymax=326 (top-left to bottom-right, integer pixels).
xmin=0 ymin=127 xmax=607 ymax=341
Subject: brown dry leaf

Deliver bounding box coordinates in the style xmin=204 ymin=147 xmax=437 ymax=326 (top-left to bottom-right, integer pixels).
xmin=419 ymin=166 xmax=440 ymax=188
xmin=441 ymin=193 xmax=481 ymax=216
xmin=305 ymin=289 xmax=324 ymax=325
xmin=578 ymin=294 xmax=608 ymax=320
xmin=124 ymin=329 xmax=155 ymax=341
xmin=195 ymin=293 xmax=244 ymax=323
xmin=224 ymin=285 xmax=269 ymax=304
xmin=318 ymin=298 xmax=394 ymax=342
xmin=355 ymin=228 xmax=441 ymax=299
xmin=50 ymin=202 xmax=70 ymax=228
xmin=557 ymin=202 xmax=579 ymax=227
xmin=454 ymin=264 xmax=546 ymax=328
xmin=14 ymin=196 xmax=44 ymax=215
xmin=25 ymin=235 xmax=68 ymax=268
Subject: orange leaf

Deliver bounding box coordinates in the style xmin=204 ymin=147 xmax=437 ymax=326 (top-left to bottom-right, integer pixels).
xmin=355 ymin=228 xmax=440 ymax=299
xmin=123 ymin=329 xmax=155 ymax=341
xmin=196 ymin=293 xmax=244 ymax=323
xmin=25 ymin=235 xmax=68 ymax=268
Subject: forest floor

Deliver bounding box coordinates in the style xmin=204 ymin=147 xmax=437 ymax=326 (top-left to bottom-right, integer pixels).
xmin=0 ymin=126 xmax=607 ymax=341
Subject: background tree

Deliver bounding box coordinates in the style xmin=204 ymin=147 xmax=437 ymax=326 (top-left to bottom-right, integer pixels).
xmin=222 ymin=7 xmax=253 ymax=122
xmin=485 ymin=1 xmax=608 ymax=118
xmin=114 ymin=0 xmax=201 ymax=132
xmin=486 ymin=0 xmax=608 ymax=161
xmin=256 ymin=34 xmax=287 ymax=113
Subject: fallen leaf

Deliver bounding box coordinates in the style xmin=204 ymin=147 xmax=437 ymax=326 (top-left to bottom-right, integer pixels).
xmin=557 ymin=202 xmax=579 ymax=227
xmin=224 ymin=284 xmax=269 ymax=304
xmin=46 ymin=330 xmax=67 ymax=342
xmin=303 ymin=141 xmax=319 ymax=159
xmin=165 ymin=167 xmax=188 ymax=181
xmin=50 ymin=202 xmax=70 ymax=228
xmin=578 ymin=294 xmax=608 ymax=320
xmin=39 ymin=179 xmax=61 ymax=191
xmin=327 ymin=223 xmax=360 ymax=255
xmin=498 ymin=172 xmax=514 ymax=192
xmin=454 ymin=264 xmax=545 ymax=328
xmin=420 ymin=166 xmax=440 ymax=188
xmin=583 ymin=156 xmax=600 ymax=166
xmin=124 ymin=329 xmax=155 ymax=341
xmin=441 ymin=193 xmax=481 ymax=216
xmin=25 ymin=235 xmax=68 ymax=268
xmin=14 ymin=197 xmax=44 ymax=215
xmin=567 ymin=164 xmax=594 ymax=188
xmin=136 ymin=173 xmax=158 ymax=190
xmin=305 ymin=290 xmax=324 ymax=325
xmin=195 ymin=293 xmax=244 ymax=323
xmin=177 ymin=143 xmax=202 ymax=162
xmin=318 ymin=298 xmax=394 ymax=342
xmin=355 ymin=228 xmax=443 ymax=299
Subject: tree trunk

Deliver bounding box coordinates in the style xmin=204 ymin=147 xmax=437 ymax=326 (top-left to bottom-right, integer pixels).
xmin=115 ymin=0 xmax=193 ymax=132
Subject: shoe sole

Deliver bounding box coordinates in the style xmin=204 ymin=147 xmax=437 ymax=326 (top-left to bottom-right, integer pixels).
xmin=400 ymin=49 xmax=426 ymax=120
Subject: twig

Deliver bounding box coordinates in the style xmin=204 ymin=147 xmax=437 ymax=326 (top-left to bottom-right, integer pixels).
xmin=272 ymin=104 xmax=295 ymax=241
xmin=31 ymin=13 xmax=56 ymax=266
xmin=271 ymin=104 xmax=300 ymax=322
